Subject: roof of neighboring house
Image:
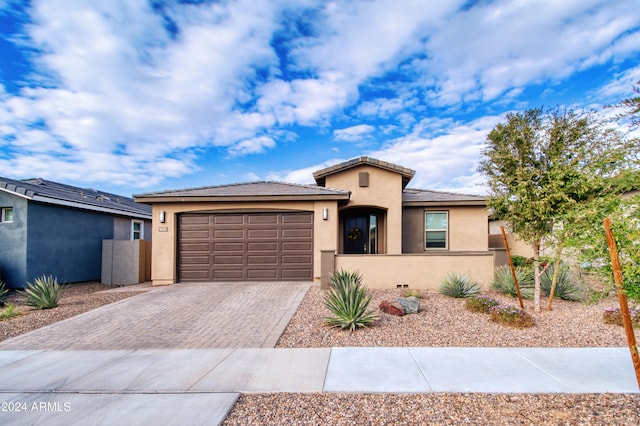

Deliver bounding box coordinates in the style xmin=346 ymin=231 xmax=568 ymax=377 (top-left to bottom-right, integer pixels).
xmin=134 ymin=181 xmax=351 ymax=203
xmin=0 ymin=177 xmax=152 ymax=219
xmin=313 ymin=156 xmax=415 ymax=188
xmin=402 ymin=188 xmax=486 ymax=206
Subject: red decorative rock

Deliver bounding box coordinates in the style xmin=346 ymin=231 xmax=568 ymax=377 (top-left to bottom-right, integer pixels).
xmin=379 ymin=300 xmax=405 ymax=316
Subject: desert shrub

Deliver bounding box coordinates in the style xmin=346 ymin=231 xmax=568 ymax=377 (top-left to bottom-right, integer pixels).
xmin=603 ymin=306 xmax=640 ymax=327
xmin=489 ymin=305 xmax=534 ymax=328
xmin=623 ymin=268 xmax=640 ymax=303
xmin=540 ymin=263 xmax=586 ymax=302
xmin=323 ymin=270 xmax=378 ymax=331
xmin=0 ymin=280 xmax=8 ymax=307
xmin=403 ymin=289 xmax=422 ymax=299
xmin=21 ymin=275 xmax=61 ymax=310
xmin=0 ymin=303 xmax=18 ymax=320
xmin=438 ymin=272 xmax=480 ymax=298
xmin=465 ymin=295 xmax=500 ymax=313
xmin=491 ymin=265 xmax=534 ymax=299
xmin=510 ymin=255 xmax=531 ymax=268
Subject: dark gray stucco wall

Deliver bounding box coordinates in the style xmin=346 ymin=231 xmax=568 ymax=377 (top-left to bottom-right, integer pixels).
xmin=114 ymin=216 xmax=152 ymax=240
xmin=0 ymin=192 xmax=28 ymax=288
xmin=26 ymin=202 xmax=115 ymax=286
xmin=402 ymin=207 xmax=425 ymax=253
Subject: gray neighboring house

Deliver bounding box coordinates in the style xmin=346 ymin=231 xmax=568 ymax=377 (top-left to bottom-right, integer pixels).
xmin=0 ymin=177 xmax=152 ymax=289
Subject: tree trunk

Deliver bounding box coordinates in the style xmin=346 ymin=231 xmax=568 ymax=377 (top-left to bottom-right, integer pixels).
xmin=533 ymin=241 xmax=541 ymax=313
xmin=547 ymin=242 xmax=564 ymax=311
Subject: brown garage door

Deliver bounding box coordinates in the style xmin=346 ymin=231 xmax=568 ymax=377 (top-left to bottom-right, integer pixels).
xmin=178 ymin=212 xmax=313 ymax=281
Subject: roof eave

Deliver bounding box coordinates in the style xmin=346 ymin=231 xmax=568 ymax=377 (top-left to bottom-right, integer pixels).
xmin=134 ymin=194 xmax=351 ymax=203
xmin=31 ymin=195 xmax=152 ymax=219
xmin=403 ymin=200 xmax=487 ymax=207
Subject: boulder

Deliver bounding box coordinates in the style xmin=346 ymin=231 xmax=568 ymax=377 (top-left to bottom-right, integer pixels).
xmin=397 ymin=296 xmax=420 ymax=314
xmin=379 ymin=300 xmax=405 ymax=316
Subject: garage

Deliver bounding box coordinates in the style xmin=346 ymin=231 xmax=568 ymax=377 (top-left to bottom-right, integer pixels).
xmin=178 ymin=212 xmax=313 ymax=281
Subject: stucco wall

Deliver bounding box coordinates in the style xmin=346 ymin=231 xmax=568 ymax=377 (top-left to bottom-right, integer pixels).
xmin=335 ymin=252 xmax=495 ymax=290
xmin=26 ymin=202 xmax=115 ymax=285
xmin=113 ymin=216 xmax=152 ymax=240
xmin=0 ymin=192 xmax=28 ymax=288
xmin=325 ymin=165 xmax=404 ymax=254
xmin=403 ymin=206 xmax=488 ymax=253
xmin=150 ymin=200 xmax=339 ymax=285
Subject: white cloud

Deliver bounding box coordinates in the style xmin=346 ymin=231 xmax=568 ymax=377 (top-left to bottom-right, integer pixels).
xmin=417 ymin=0 xmax=640 ymax=106
xmin=333 ymin=124 xmax=375 ymax=142
xmin=369 ymin=115 xmax=503 ymax=192
xmin=0 ymin=0 xmax=638 ymax=192
xmin=228 ymin=136 xmax=276 ymax=156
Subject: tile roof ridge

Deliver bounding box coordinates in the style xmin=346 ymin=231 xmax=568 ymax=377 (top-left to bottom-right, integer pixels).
xmin=404 ymin=187 xmax=485 ymax=198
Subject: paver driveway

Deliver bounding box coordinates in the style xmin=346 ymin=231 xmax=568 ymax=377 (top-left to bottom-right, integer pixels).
xmin=0 ymin=281 xmax=312 ymax=350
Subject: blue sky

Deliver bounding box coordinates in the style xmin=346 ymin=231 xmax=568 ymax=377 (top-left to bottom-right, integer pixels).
xmin=1 ymin=0 xmax=639 ymax=197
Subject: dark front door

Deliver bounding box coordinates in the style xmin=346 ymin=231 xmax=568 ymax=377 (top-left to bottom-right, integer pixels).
xmin=344 ymin=215 xmax=369 ymax=254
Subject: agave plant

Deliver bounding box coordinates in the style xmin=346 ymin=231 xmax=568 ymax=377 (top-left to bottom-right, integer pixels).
xmin=0 ymin=280 xmax=8 ymax=307
xmin=323 ymin=270 xmax=378 ymax=331
xmin=21 ymin=275 xmax=62 ymax=309
xmin=491 ymin=265 xmax=534 ymax=299
xmin=438 ymin=272 xmax=480 ymax=298
xmin=541 ymin=263 xmax=585 ymax=302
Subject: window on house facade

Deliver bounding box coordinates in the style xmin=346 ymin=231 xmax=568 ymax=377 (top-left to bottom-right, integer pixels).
xmin=132 ymin=220 xmax=143 ymax=240
xmin=1 ymin=207 xmax=13 ymax=223
xmin=425 ymin=211 xmax=448 ymax=249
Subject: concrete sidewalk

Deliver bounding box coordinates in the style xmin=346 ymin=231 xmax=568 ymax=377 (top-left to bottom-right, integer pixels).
xmin=0 ymin=347 xmax=637 ymax=425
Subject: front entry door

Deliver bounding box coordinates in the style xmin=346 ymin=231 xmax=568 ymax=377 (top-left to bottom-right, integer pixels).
xmin=343 ymin=214 xmax=378 ymax=254
xmin=344 ymin=216 xmax=367 ymax=254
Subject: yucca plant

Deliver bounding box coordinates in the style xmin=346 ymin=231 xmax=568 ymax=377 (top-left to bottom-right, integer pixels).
xmin=0 ymin=280 xmax=8 ymax=307
xmin=540 ymin=263 xmax=585 ymax=302
xmin=438 ymin=272 xmax=480 ymax=298
xmin=329 ymin=269 xmax=363 ymax=293
xmin=491 ymin=265 xmax=534 ymax=299
xmin=323 ymin=270 xmax=378 ymax=331
xmin=21 ymin=275 xmax=62 ymax=309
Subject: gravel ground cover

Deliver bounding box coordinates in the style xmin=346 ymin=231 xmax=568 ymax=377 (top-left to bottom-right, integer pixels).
xmin=223 ymin=393 xmax=640 ymax=425
xmin=276 ymin=286 xmax=639 ymax=348
xmin=225 ymin=285 xmax=640 ymax=425
xmin=0 ymin=282 xmax=147 ymax=341
xmin=2 ymin=281 xmax=639 ymax=425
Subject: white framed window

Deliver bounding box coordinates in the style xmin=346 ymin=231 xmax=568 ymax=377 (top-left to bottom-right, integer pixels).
xmin=131 ymin=220 xmax=143 ymax=240
xmin=1 ymin=207 xmax=13 ymax=223
xmin=425 ymin=211 xmax=448 ymax=249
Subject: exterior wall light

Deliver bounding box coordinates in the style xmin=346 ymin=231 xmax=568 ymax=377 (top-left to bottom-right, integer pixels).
xmin=322 ymin=208 xmax=329 ymax=220
xmin=159 ymin=210 xmax=166 ymax=223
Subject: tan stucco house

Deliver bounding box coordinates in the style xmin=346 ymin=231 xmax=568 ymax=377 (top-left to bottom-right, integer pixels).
xmin=134 ymin=156 xmax=494 ymax=289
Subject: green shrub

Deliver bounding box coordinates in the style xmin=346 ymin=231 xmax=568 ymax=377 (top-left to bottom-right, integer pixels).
xmin=510 ymin=255 xmax=531 ymax=268
xmin=465 ymin=295 xmax=500 ymax=313
xmin=489 ymin=304 xmax=534 ymax=328
xmin=540 ymin=263 xmax=586 ymax=302
xmin=0 ymin=303 xmax=18 ymax=321
xmin=0 ymin=280 xmax=8 ymax=307
xmin=491 ymin=265 xmax=534 ymax=299
xmin=438 ymin=272 xmax=480 ymax=298
xmin=323 ymin=270 xmax=378 ymax=331
xmin=403 ymin=289 xmax=422 ymax=299
xmin=21 ymin=275 xmax=62 ymax=310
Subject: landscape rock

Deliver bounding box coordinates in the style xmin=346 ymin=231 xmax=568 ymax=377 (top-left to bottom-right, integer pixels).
xmin=379 ymin=300 xmax=405 ymax=316
xmin=397 ymin=296 xmax=420 ymax=314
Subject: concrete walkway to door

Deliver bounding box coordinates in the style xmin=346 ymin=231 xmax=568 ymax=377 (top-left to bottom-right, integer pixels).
xmin=0 ymin=281 xmax=312 ymax=350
